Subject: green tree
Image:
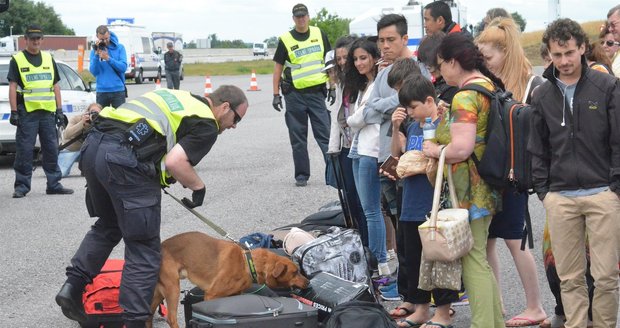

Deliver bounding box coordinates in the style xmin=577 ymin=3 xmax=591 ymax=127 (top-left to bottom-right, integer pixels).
xmin=309 ymin=8 xmax=351 ymax=47
xmin=264 ymin=36 xmax=278 ymax=48
xmin=511 ymin=12 xmax=527 ymax=32
xmin=0 ymin=0 xmax=74 ymax=36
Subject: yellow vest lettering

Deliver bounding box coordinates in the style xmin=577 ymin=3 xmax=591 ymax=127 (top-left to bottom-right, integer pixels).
xmin=14 ymin=51 xmax=56 ymax=112
xmin=99 ymin=89 xmax=217 ymax=186
xmin=280 ymin=26 xmax=328 ymax=89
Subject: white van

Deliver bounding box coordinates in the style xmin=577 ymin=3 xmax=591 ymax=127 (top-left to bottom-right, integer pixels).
xmin=252 ymin=42 xmax=268 ymax=56
xmin=107 ymin=22 xmax=161 ymax=84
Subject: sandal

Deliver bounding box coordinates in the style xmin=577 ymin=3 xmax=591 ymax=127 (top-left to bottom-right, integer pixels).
xmin=390 ymin=305 xmax=415 ymax=318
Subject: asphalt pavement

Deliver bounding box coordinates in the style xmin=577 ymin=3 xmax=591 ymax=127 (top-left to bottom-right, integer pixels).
xmin=0 ymin=75 xmax=580 ymax=327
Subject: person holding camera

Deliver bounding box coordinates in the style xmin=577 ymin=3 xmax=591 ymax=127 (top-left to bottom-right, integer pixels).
xmin=8 ymin=24 xmax=73 ymax=198
xmin=164 ymin=42 xmax=183 ymax=89
xmin=57 ymin=103 xmax=102 ymax=177
xmin=90 ymin=25 xmax=127 ymax=108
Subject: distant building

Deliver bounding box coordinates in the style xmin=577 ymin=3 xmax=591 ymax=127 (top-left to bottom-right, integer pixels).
xmin=196 ymin=38 xmax=211 ymax=49
xmin=16 ymin=35 xmax=88 ymax=51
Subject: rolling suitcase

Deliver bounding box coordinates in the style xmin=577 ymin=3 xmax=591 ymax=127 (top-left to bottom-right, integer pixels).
xmin=188 ymin=294 xmax=318 ymax=328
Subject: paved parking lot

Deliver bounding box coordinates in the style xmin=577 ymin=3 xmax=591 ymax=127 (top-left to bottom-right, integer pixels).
xmin=0 ymin=75 xmax=597 ymax=327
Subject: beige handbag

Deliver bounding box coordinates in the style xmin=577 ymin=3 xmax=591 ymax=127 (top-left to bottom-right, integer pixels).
xmin=418 ymin=146 xmax=473 ymax=262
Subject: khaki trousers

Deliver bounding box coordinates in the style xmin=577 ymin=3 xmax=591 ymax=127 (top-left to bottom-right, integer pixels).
xmin=544 ymin=190 xmax=620 ymax=328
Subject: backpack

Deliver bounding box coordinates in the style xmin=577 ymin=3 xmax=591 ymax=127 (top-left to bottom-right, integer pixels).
xmin=324 ymin=301 xmax=398 ymax=328
xmin=459 ymin=83 xmax=533 ymax=192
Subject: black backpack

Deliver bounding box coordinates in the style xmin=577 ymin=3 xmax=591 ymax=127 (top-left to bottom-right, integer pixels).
xmin=459 ymin=83 xmax=533 ymax=192
xmin=324 ymin=301 xmax=398 ymax=328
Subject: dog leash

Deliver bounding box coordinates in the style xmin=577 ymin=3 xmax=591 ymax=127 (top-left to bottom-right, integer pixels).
xmin=163 ymin=188 xmax=259 ymax=283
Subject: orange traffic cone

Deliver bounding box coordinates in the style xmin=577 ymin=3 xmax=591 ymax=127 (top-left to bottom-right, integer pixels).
xmin=155 ymin=78 xmax=161 ymax=90
xmin=247 ymin=70 xmax=261 ymax=91
xmin=204 ymin=75 xmax=213 ymax=96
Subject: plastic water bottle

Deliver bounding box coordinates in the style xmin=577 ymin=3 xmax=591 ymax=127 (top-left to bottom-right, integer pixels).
xmin=423 ymin=117 xmax=436 ymax=142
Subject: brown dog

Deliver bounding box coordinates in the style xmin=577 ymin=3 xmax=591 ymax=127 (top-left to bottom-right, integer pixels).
xmin=147 ymin=231 xmax=309 ymax=328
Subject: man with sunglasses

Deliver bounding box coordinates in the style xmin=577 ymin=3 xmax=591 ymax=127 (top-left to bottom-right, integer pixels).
xmin=56 ymin=86 xmax=248 ymax=328
xmin=8 ymin=24 xmax=73 ymax=198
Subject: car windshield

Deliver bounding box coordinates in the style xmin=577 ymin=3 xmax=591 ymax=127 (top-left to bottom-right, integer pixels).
xmin=0 ymin=64 xmax=8 ymax=85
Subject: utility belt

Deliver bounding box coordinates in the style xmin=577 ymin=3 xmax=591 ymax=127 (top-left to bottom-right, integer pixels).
xmin=94 ymin=117 xmax=166 ymax=163
xmin=280 ymin=80 xmax=325 ymax=95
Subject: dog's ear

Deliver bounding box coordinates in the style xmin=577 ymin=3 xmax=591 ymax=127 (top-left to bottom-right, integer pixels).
xmin=272 ymin=261 xmax=287 ymax=278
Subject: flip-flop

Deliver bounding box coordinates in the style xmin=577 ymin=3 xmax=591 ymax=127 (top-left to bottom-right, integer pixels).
xmin=505 ymin=316 xmax=545 ymax=327
xmin=390 ymin=306 xmax=415 ymax=318
xmin=422 ymin=321 xmax=454 ymax=328
xmin=398 ymin=319 xmax=425 ymax=328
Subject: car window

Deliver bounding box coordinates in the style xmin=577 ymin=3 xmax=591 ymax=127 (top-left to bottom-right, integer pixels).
xmin=0 ymin=63 xmax=8 ymax=85
xmin=58 ymin=63 xmax=85 ymax=91
xmin=141 ymin=37 xmax=152 ymax=54
xmin=55 ymin=64 xmax=71 ymax=90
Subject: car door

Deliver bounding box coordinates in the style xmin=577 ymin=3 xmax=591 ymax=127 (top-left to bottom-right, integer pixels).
xmin=57 ymin=63 xmax=95 ymax=116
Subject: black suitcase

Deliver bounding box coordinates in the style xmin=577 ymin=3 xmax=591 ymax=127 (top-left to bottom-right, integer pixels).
xmin=189 ymin=294 xmax=318 ymax=328
xmin=290 ymin=272 xmax=376 ymax=322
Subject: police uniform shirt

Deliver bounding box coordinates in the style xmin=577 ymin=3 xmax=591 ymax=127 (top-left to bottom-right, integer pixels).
xmin=7 ymin=50 xmax=60 ymax=107
xmin=273 ymin=28 xmax=331 ymax=82
xmin=95 ymin=94 xmax=219 ymax=166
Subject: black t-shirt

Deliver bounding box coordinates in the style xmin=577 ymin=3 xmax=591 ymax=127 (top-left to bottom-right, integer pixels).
xmin=7 ymin=50 xmax=61 ymax=106
xmin=95 ymin=94 xmax=219 ymax=166
xmin=273 ymin=28 xmax=331 ymax=82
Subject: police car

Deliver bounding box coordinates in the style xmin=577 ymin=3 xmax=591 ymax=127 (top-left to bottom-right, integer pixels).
xmin=0 ymin=54 xmax=96 ymax=154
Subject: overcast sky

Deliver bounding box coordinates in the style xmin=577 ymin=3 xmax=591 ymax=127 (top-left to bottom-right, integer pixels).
xmin=39 ymin=0 xmax=611 ymax=42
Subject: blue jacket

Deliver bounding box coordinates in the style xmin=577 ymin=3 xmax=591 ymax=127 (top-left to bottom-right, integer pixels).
xmin=89 ymin=31 xmax=127 ymax=93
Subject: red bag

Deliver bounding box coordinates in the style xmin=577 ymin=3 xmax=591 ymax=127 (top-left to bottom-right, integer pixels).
xmin=80 ymin=259 xmax=167 ymax=328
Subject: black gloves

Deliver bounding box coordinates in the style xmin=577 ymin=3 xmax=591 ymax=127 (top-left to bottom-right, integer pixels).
xmin=9 ymin=111 xmax=18 ymax=126
xmin=326 ymin=88 xmax=336 ymax=106
xmin=55 ymin=109 xmax=65 ymax=129
xmin=182 ymin=186 xmax=206 ymax=208
xmin=272 ymin=94 xmax=283 ymax=112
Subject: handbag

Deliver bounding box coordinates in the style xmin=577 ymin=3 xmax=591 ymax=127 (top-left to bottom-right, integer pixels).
xmin=418 ymin=254 xmax=462 ymax=291
xmin=418 ymin=146 xmax=474 ymax=262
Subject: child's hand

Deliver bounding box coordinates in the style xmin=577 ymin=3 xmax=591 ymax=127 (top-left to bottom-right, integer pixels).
xmin=391 ymin=107 xmax=407 ymax=129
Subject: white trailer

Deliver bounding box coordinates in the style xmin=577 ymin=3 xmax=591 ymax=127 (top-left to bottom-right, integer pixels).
xmin=349 ymin=0 xmax=467 ymax=51
xmin=152 ymin=32 xmax=184 ymax=51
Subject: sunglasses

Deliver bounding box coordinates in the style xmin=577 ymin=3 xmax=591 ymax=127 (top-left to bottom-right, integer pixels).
xmin=230 ymin=107 xmax=242 ymax=124
xmin=601 ymin=40 xmax=620 ymax=47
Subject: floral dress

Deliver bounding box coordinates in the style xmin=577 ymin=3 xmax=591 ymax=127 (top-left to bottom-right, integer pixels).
xmin=435 ymin=77 xmax=501 ymax=221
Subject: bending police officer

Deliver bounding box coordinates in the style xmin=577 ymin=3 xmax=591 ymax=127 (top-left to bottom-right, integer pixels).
xmin=55 ymin=86 xmax=249 ymax=328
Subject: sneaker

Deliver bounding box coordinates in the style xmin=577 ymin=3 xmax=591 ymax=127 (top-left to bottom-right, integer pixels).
xmin=379 ymin=282 xmax=401 ymax=301
xmin=12 ymin=190 xmax=25 ymax=198
xmin=295 ymin=180 xmax=307 ymax=187
xmin=387 ymin=249 xmax=397 ymax=261
xmin=46 ymin=187 xmax=74 ymax=195
xmin=378 ymin=262 xmax=394 ymax=276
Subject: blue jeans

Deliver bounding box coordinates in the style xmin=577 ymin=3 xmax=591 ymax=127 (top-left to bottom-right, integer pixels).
xmin=14 ymin=108 xmax=62 ymax=194
xmin=58 ymin=150 xmax=81 ymax=177
xmin=96 ymin=91 xmax=126 ymax=108
xmin=352 ymin=155 xmax=387 ymax=263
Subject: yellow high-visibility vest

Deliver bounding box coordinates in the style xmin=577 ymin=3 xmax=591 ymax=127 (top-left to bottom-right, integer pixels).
xmin=14 ymin=51 xmax=56 ymax=112
xmin=280 ymin=26 xmax=328 ymax=89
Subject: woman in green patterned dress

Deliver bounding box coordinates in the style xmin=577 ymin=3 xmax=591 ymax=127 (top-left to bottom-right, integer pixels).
xmin=421 ymin=32 xmax=505 ymax=328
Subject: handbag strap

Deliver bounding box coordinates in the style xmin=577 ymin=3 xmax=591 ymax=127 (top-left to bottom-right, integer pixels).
xmin=428 ymin=146 xmax=458 ymax=230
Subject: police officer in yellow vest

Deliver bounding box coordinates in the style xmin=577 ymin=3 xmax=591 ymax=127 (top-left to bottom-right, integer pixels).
xmin=55 ymin=86 xmax=248 ymax=327
xmin=8 ymin=24 xmax=73 ymax=198
xmin=272 ymin=3 xmax=332 ymax=187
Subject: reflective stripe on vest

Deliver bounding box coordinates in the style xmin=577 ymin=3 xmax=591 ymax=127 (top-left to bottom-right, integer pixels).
xmin=280 ymin=26 xmax=328 ymax=89
xmin=98 ymin=89 xmax=217 ymax=186
xmin=14 ymin=51 xmax=56 ymax=112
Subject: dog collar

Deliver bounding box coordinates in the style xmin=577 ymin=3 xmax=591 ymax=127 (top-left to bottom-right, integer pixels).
xmin=243 ymin=249 xmax=259 ymax=284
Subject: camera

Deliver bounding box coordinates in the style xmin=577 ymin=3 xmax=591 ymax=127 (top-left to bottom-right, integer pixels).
xmin=91 ymin=40 xmax=107 ymax=51
xmin=87 ymin=111 xmax=99 ymax=122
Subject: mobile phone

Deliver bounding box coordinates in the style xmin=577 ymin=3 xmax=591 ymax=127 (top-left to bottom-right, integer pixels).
xmin=379 ymin=156 xmax=400 ymax=180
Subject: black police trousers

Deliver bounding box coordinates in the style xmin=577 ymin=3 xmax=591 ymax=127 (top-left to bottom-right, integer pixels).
xmin=66 ymin=130 xmax=162 ymax=324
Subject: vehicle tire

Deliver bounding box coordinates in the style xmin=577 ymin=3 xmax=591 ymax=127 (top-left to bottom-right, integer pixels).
xmin=156 ymin=68 xmax=162 ymax=82
xmin=180 ymin=68 xmax=184 ymax=81
xmin=134 ymin=70 xmax=143 ymax=84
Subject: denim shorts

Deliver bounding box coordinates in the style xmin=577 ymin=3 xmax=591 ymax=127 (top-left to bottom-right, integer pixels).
xmin=488 ymin=187 xmax=528 ymax=240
